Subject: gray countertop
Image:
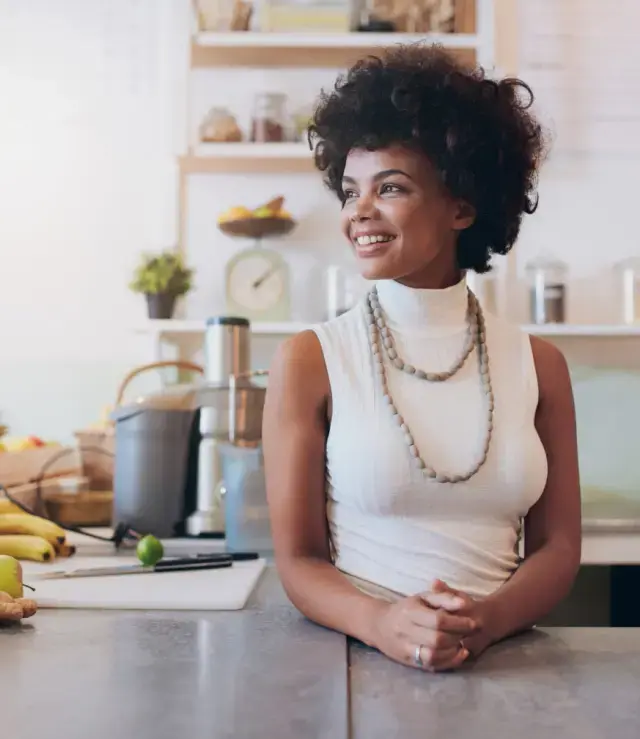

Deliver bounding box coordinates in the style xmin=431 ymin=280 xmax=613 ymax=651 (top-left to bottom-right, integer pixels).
xmin=2 ymin=569 xmax=640 ymax=739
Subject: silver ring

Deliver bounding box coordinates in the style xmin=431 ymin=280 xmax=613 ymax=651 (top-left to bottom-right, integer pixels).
xmin=413 ymin=644 xmax=425 ymax=667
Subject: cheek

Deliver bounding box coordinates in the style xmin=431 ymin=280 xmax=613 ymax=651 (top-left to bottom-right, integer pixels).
xmin=393 ymin=200 xmax=450 ymax=239
xmin=340 ymin=206 xmax=353 ymax=239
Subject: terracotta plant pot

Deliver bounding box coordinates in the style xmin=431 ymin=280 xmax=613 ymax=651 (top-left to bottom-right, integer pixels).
xmin=146 ymin=292 xmax=177 ymax=319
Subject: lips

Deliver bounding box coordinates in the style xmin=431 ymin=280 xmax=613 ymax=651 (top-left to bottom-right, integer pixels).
xmin=352 ymin=233 xmax=396 ymax=246
xmin=351 ymin=232 xmax=396 ymax=257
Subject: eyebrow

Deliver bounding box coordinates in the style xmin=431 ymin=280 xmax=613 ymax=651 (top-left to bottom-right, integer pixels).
xmin=342 ymin=168 xmax=413 ymax=184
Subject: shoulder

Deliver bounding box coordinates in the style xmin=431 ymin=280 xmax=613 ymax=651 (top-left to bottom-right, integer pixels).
xmin=269 ymin=330 xmax=328 ymax=388
xmin=527 ymin=334 xmax=573 ymax=409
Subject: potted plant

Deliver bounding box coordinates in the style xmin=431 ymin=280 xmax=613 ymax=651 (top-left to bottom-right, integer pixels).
xmin=130 ymin=250 xmax=194 ymax=319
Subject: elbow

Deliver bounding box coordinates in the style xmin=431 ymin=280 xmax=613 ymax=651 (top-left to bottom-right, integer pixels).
xmin=550 ymin=536 xmax=582 ymax=591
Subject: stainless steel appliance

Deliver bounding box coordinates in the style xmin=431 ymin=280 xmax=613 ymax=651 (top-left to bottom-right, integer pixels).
xmin=112 ymin=317 xmax=267 ymax=539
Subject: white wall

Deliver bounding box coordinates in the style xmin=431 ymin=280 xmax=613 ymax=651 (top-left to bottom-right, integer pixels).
xmin=0 ymin=0 xmax=188 ymax=441
xmin=1 ymin=0 xmax=640 ymax=450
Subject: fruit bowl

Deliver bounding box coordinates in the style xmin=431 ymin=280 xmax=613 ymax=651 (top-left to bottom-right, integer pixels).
xmin=217 ymin=196 xmax=297 ymax=240
xmin=218 ymin=216 xmax=297 ymax=240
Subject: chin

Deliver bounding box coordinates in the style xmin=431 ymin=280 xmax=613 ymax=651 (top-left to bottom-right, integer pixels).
xmin=356 ymin=254 xmax=405 ymax=282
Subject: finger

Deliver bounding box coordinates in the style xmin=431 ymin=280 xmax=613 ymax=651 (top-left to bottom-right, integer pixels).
xmin=431 ymin=579 xmax=452 ymax=593
xmin=403 ymin=623 xmax=462 ymax=651
xmin=408 ymin=602 xmax=477 ymax=634
xmin=433 ymin=646 xmax=470 ymax=672
xmin=410 ymin=643 xmax=469 ymax=672
xmin=431 ymin=579 xmax=465 ymax=598
xmin=420 ymin=591 xmax=466 ymax=611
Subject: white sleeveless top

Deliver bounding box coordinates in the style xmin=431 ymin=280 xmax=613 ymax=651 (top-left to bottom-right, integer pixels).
xmin=312 ymin=277 xmax=548 ymax=601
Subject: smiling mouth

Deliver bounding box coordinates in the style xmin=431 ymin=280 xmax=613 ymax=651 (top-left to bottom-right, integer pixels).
xmin=353 ymin=234 xmax=396 ymax=246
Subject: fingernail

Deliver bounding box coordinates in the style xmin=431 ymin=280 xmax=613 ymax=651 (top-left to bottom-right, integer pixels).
xmin=463 ymin=649 xmax=470 ymax=659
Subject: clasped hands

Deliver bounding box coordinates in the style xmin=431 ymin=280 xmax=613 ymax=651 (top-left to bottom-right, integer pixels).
xmin=372 ymin=579 xmax=493 ymax=672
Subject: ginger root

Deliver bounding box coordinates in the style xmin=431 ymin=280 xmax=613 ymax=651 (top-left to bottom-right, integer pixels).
xmin=0 ymin=591 xmax=37 ymax=623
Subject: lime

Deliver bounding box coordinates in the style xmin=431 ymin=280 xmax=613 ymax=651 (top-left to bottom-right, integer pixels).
xmin=136 ymin=535 xmax=164 ymax=566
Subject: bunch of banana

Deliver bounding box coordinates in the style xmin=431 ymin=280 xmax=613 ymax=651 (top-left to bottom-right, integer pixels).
xmin=0 ymin=500 xmax=75 ymax=563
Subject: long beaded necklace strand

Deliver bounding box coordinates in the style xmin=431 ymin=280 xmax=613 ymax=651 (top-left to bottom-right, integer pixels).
xmin=364 ymin=285 xmax=495 ymax=483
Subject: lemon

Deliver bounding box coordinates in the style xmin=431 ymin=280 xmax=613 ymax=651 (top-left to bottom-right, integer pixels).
xmin=136 ymin=535 xmax=164 ymax=567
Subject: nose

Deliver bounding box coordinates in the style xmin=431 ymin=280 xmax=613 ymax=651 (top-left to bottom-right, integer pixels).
xmin=351 ymin=193 xmax=376 ymax=221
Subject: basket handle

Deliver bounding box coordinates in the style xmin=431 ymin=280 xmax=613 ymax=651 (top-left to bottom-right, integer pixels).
xmin=115 ymin=360 xmax=204 ymax=406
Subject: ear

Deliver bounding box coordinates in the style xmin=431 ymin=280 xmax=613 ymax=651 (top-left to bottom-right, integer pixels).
xmin=452 ymin=200 xmax=476 ymax=232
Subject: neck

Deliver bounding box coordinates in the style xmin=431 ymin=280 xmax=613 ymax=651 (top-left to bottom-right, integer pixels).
xmin=374 ymin=275 xmax=469 ymax=335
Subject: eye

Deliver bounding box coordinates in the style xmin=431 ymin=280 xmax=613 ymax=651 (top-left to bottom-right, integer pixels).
xmin=342 ymin=188 xmax=358 ymax=201
xmin=380 ymin=183 xmax=404 ymax=195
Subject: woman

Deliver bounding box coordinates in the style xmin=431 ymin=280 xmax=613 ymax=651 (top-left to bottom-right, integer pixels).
xmin=263 ymin=45 xmax=581 ymax=672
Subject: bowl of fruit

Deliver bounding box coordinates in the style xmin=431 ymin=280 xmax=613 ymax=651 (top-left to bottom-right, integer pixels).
xmin=217 ymin=196 xmax=296 ymax=240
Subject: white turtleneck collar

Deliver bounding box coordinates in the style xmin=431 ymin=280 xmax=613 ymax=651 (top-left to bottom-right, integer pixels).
xmin=374 ymin=276 xmax=469 ymax=337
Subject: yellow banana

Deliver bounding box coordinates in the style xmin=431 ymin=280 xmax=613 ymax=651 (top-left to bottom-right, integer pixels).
xmin=0 ymin=535 xmax=56 ymax=562
xmin=0 ymin=499 xmax=24 ymax=515
xmin=54 ymin=542 xmax=76 ymax=558
xmin=0 ymin=513 xmax=66 ymax=546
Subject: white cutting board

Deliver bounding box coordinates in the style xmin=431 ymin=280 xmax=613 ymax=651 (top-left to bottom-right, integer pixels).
xmin=21 ymin=557 xmax=266 ymax=611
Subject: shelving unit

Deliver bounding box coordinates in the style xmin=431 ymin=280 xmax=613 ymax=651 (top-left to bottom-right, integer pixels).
xmin=178 ymin=0 xmax=496 ymax=245
xmin=181 ymin=142 xmax=313 ymax=174
xmin=191 ymin=31 xmax=481 ymax=68
xmin=138 ymin=319 xmax=640 ymax=341
xmin=162 ymin=0 xmax=498 ymax=365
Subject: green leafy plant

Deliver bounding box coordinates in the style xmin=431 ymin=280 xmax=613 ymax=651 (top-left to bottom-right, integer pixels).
xmin=129 ymin=250 xmax=194 ymax=296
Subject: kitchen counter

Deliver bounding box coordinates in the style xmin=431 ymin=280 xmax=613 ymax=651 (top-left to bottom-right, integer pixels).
xmin=2 ymin=568 xmax=640 ymax=739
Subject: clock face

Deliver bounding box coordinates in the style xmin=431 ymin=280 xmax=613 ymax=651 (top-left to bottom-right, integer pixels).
xmin=225 ymin=248 xmax=290 ymax=320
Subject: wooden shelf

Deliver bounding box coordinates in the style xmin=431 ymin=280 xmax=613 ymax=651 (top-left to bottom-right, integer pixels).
xmin=522 ymin=324 xmax=640 ymax=337
xmin=181 ymin=143 xmax=315 ymax=174
xmin=191 ymin=32 xmax=478 ymax=68
xmin=135 ymin=320 xmax=312 ymax=337
xmin=137 ymin=320 xmax=640 ymax=341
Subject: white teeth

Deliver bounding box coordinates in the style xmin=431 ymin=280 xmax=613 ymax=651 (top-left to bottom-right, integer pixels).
xmin=355 ymin=235 xmax=394 ymax=245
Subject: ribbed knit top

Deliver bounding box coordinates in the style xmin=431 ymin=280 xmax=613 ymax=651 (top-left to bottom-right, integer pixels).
xmin=312 ymin=277 xmax=548 ymax=600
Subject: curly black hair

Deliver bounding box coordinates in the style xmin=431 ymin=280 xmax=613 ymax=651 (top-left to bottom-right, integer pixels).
xmin=309 ymin=44 xmax=547 ymax=273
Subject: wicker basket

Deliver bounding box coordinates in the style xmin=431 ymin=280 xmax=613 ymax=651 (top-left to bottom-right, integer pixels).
xmin=74 ymin=360 xmax=204 ymax=490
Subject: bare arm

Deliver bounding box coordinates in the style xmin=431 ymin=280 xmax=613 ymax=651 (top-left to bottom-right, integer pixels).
xmin=263 ymin=331 xmax=386 ymax=645
xmin=480 ymin=336 xmax=582 ymax=644
xmin=263 ymin=331 xmax=477 ymax=670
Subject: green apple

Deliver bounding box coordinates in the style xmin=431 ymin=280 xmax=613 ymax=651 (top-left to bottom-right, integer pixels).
xmin=0 ymin=555 xmax=23 ymax=598
xmin=136 ymin=535 xmax=164 ymax=567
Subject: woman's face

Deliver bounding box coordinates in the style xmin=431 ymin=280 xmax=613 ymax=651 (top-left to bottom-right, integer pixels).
xmin=340 ymin=145 xmax=474 ymax=288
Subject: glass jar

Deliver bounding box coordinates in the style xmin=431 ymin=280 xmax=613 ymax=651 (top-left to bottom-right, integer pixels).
xmin=251 ymin=93 xmax=288 ymax=143
xmin=525 ymin=256 xmax=568 ymax=324
xmin=199 ymin=106 xmax=243 ymax=143
xmin=197 ymin=1 xmax=234 ymax=32
xmin=616 ymin=257 xmax=640 ymax=324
